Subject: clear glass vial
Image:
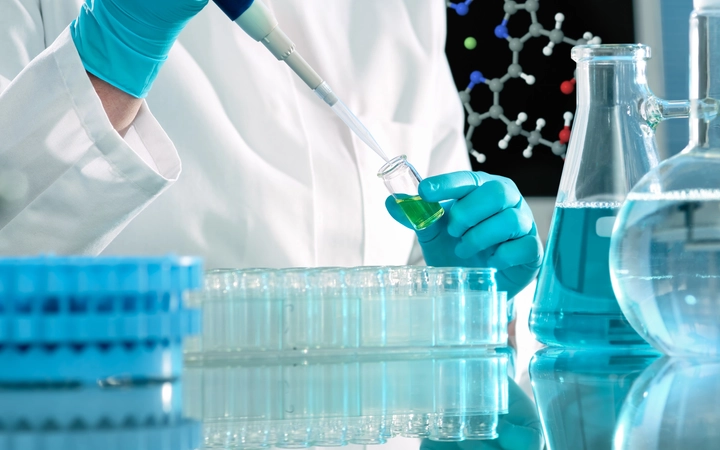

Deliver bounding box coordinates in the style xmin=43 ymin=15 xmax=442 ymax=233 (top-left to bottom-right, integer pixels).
xmin=378 ymin=155 xmax=444 ymax=231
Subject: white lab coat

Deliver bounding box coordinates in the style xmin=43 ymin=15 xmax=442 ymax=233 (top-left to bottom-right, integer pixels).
xmin=0 ymin=0 xmax=470 ymax=269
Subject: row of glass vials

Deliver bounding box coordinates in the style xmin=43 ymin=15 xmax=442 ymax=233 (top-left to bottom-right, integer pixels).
xmin=185 ymin=266 xmax=507 ymax=360
xmin=184 ymin=352 xmax=510 ymax=448
xmin=199 ymin=413 xmax=501 ymax=448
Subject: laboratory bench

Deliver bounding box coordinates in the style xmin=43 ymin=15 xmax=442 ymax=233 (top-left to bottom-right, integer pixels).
xmin=2 ymin=344 xmax=714 ymax=450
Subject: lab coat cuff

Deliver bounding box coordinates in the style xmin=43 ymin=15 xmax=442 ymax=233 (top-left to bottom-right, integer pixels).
xmin=125 ymin=103 xmax=182 ymax=181
xmin=53 ymin=28 xmax=181 ymax=195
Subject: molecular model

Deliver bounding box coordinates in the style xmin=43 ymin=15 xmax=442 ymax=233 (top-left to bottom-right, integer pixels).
xmin=447 ymin=0 xmax=601 ymax=163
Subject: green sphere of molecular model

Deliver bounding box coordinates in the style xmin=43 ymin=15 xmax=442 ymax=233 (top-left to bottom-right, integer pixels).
xmin=464 ymin=37 xmax=477 ymax=50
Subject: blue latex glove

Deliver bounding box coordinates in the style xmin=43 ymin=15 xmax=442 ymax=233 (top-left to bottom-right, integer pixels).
xmin=419 ymin=378 xmax=544 ymax=450
xmin=386 ymin=171 xmax=543 ymax=299
xmin=70 ymin=0 xmax=210 ymax=98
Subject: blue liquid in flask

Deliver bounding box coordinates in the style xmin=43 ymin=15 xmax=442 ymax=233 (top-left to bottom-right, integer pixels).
xmin=530 ymin=202 xmax=647 ymax=347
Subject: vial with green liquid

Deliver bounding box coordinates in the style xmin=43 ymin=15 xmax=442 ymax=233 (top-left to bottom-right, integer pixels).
xmin=378 ymin=155 xmax=444 ymax=230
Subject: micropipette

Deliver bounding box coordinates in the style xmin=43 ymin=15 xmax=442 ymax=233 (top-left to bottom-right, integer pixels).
xmin=212 ymin=0 xmax=390 ymax=162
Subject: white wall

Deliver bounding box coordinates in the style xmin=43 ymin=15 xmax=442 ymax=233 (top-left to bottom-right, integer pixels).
xmin=634 ymin=0 xmax=670 ymax=158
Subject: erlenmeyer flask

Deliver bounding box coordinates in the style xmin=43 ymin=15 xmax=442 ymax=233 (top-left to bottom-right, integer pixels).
xmin=530 ymin=45 xmax=685 ymax=347
xmin=610 ymin=2 xmax=720 ymax=356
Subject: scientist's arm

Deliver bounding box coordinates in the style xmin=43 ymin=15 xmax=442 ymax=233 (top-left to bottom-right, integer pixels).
xmin=88 ymin=74 xmax=142 ymax=136
xmin=0 ymin=0 xmax=201 ymax=254
xmin=0 ymin=0 xmax=162 ymax=141
xmin=70 ymin=0 xmax=210 ymax=133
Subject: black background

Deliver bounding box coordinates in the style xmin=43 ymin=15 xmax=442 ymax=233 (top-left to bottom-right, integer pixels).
xmin=444 ymin=0 xmax=636 ymax=196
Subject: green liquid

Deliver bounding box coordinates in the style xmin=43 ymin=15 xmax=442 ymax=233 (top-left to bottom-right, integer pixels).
xmin=396 ymin=195 xmax=444 ymax=230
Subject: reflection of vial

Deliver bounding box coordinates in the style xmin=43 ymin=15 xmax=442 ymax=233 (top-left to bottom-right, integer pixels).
xmin=377 ymin=156 xmax=444 ymax=230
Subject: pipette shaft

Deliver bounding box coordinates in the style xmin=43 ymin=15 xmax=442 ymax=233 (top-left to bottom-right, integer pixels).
xmin=212 ymin=0 xmax=389 ymax=161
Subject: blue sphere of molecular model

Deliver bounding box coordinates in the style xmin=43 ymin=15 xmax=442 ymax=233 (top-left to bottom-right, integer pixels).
xmin=454 ymin=3 xmax=470 ymax=16
xmin=470 ymin=71 xmax=485 ymax=84
xmin=495 ymin=22 xmax=510 ymax=39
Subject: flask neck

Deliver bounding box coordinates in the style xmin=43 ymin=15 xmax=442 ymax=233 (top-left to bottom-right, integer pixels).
xmin=574 ymin=47 xmax=692 ymax=129
xmin=576 ymin=57 xmax=651 ymax=108
xmin=689 ymin=11 xmax=720 ymax=150
xmin=558 ymin=46 xmax=661 ymax=205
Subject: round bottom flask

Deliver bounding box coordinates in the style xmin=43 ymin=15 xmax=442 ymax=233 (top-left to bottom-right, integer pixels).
xmin=610 ymin=153 xmax=720 ymax=356
xmin=610 ymin=6 xmax=720 ymax=356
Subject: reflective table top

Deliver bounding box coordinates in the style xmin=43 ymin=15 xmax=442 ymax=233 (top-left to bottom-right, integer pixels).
xmin=5 ymin=345 xmax=718 ymax=450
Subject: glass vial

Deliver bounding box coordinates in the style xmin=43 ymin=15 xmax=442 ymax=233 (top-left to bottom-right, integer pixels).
xmin=377 ymin=155 xmax=444 ymax=231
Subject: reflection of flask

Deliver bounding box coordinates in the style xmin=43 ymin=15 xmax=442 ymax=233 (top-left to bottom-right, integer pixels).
xmin=529 ymin=348 xmax=658 ymax=450
xmin=530 ymin=45 xmax=669 ymax=347
xmin=615 ymin=358 xmax=720 ymax=449
xmin=610 ymin=2 xmax=720 ymax=356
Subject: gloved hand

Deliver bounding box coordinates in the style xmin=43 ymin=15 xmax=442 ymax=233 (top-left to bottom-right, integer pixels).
xmin=419 ymin=378 xmax=544 ymax=450
xmin=386 ymin=171 xmax=543 ymax=299
xmin=70 ymin=0 xmax=210 ymax=98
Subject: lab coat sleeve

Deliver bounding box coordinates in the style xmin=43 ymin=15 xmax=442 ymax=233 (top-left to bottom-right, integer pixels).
xmin=0 ymin=3 xmax=181 ymax=255
xmin=426 ymin=54 xmax=473 ymax=178
xmin=407 ymin=54 xmax=471 ymax=266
